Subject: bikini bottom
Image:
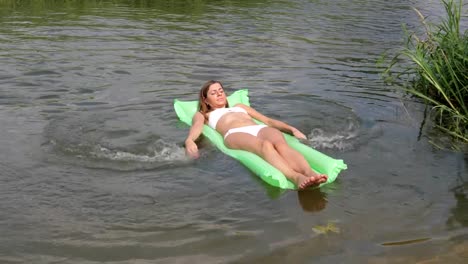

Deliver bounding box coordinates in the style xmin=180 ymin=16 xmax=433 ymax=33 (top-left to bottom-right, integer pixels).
xmin=223 ymin=124 xmax=268 ymax=140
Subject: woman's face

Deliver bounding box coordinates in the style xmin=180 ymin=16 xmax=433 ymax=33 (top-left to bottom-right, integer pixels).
xmin=205 ymin=82 xmax=227 ymax=108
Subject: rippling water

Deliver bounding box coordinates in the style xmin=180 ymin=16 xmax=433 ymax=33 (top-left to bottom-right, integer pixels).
xmin=1 ymin=0 xmax=467 ymax=263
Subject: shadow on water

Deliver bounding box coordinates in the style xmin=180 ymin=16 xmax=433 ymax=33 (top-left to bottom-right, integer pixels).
xmin=245 ymin=170 xmax=288 ymax=199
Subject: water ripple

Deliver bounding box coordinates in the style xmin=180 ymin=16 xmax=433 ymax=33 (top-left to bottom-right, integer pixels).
xmin=1 ymin=0 xmax=466 ymax=262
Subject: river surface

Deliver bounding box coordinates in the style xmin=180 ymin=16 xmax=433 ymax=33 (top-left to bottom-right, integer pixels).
xmin=1 ymin=0 xmax=467 ymax=263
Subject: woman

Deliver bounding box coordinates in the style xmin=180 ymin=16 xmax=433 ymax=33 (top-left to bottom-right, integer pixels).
xmin=185 ymin=80 xmax=327 ymax=190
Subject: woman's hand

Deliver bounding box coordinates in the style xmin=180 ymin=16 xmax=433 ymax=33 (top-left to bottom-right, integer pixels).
xmin=291 ymin=127 xmax=307 ymax=140
xmin=185 ymin=139 xmax=199 ymax=159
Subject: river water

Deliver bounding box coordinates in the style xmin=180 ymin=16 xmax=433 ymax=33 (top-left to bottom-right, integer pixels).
xmin=0 ymin=0 xmax=467 ymax=263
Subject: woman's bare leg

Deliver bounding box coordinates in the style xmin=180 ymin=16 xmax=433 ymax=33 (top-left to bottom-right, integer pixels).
xmin=225 ymin=132 xmax=322 ymax=189
xmin=275 ymin=143 xmax=326 ymax=182
xmin=258 ymin=127 xmax=327 ymax=183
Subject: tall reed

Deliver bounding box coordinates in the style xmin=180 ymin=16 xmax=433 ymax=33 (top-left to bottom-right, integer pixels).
xmin=384 ymin=0 xmax=467 ymax=143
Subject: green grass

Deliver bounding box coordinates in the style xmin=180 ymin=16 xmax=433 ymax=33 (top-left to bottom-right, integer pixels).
xmin=384 ymin=0 xmax=467 ymax=144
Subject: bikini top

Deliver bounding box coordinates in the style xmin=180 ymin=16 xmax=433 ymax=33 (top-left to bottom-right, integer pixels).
xmin=208 ymin=106 xmax=247 ymax=129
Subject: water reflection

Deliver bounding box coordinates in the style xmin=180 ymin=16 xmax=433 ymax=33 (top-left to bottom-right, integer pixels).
xmin=448 ymin=183 xmax=468 ymax=228
xmin=0 ymin=0 xmax=276 ymax=18
xmin=249 ymin=175 xmax=328 ymax=213
xmin=297 ymin=189 xmax=327 ymax=212
xmin=447 ymin=153 xmax=468 ymax=229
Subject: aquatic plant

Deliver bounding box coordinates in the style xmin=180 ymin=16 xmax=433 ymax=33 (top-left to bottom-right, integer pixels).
xmin=384 ymin=0 xmax=467 ymax=143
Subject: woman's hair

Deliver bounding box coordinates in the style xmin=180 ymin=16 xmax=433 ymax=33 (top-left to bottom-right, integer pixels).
xmin=198 ymin=80 xmax=229 ymax=120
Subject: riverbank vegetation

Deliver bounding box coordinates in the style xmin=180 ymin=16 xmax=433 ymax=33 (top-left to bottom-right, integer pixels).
xmin=384 ymin=0 xmax=467 ymax=144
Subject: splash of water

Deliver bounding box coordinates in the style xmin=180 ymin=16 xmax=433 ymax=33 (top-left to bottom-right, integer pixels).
xmin=307 ymin=121 xmax=359 ymax=151
xmin=91 ymin=139 xmax=186 ymax=163
xmin=45 ymin=137 xmax=189 ymax=171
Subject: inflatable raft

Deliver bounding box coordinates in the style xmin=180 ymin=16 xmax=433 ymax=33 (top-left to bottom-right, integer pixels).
xmin=174 ymin=89 xmax=347 ymax=190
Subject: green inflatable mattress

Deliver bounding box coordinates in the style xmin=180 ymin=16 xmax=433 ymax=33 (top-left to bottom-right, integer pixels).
xmin=174 ymin=89 xmax=347 ymax=190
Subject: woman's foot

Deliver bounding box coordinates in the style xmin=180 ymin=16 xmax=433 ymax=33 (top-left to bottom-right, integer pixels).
xmin=297 ymin=175 xmax=327 ymax=190
xmin=307 ymin=171 xmax=328 ymax=184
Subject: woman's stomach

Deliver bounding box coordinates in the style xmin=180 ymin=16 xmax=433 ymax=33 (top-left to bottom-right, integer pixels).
xmin=216 ymin=113 xmax=258 ymax=135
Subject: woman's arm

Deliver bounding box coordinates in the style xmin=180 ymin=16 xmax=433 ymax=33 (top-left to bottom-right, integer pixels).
xmin=185 ymin=112 xmax=205 ymax=158
xmin=236 ymin=104 xmax=307 ymax=139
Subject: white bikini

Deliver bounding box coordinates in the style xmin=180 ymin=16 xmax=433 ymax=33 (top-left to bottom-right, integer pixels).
xmin=208 ymin=107 xmax=247 ymax=129
xmin=208 ymin=107 xmax=267 ymax=139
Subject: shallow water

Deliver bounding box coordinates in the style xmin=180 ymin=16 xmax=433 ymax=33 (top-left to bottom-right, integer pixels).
xmin=1 ymin=0 xmax=467 ymax=263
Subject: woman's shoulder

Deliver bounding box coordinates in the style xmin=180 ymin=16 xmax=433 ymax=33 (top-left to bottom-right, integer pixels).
xmin=193 ymin=111 xmax=205 ymax=120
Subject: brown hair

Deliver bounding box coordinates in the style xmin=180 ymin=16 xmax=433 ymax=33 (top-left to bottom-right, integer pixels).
xmin=198 ymin=80 xmax=229 ymax=120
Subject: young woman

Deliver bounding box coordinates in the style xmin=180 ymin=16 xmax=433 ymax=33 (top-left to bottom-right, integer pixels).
xmin=185 ymin=80 xmax=327 ymax=190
